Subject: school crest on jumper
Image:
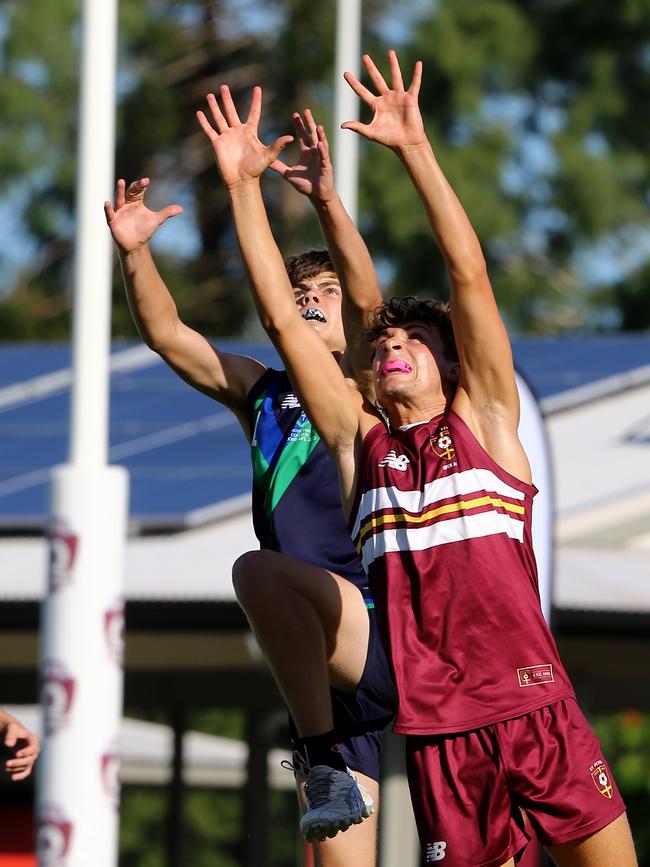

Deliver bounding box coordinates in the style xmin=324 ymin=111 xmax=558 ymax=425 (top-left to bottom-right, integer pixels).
xmin=589 ymin=760 xmax=613 ymax=799
xmin=429 ymin=425 xmax=455 ymax=461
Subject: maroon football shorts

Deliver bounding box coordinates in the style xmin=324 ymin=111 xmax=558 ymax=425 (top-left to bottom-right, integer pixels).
xmin=405 ymin=698 xmax=626 ymax=866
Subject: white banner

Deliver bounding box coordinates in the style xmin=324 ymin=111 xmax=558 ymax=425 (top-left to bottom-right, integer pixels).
xmin=516 ymin=371 xmax=554 ymax=624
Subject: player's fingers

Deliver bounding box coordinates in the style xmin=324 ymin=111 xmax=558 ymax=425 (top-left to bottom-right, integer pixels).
xmin=220 ymin=84 xmax=241 ymax=126
xmin=408 ymin=60 xmax=423 ymax=97
xmin=343 ymin=71 xmax=376 ymax=105
xmin=14 ymin=736 xmax=39 ymax=757
xmin=293 ymin=113 xmax=310 ymax=148
xmin=362 ymin=53 xmax=389 ymax=94
xmin=340 ymin=120 xmax=368 ymax=136
xmin=157 ymin=204 xmax=183 ymax=224
xmin=265 ymin=135 xmax=294 ymax=164
xmin=126 ymin=178 xmax=149 ymax=201
xmin=11 ymin=750 xmax=38 ymax=762
xmin=387 ymin=49 xmax=405 ymax=91
xmin=205 ymin=93 xmax=228 ymax=134
xmin=10 ymin=766 xmax=32 ymax=781
xmin=303 ymin=109 xmax=319 ymax=146
xmin=268 ymin=158 xmax=289 ymax=177
xmin=5 ymin=755 xmax=34 ymax=769
xmin=115 ymin=178 xmax=127 ymax=209
xmin=104 ymin=201 xmax=115 ymax=223
xmin=196 ymin=108 xmax=219 ymax=141
xmin=247 ymin=86 xmax=262 ymax=128
xmin=316 ymin=128 xmax=330 ymax=161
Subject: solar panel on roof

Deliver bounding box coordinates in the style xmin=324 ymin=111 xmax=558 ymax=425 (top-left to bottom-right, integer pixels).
xmin=0 ymin=335 xmax=647 ymax=527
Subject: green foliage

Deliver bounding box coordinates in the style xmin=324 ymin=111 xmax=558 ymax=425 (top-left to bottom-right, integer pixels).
xmin=359 ymin=0 xmax=650 ymax=330
xmin=2 ymin=0 xmax=650 ymax=336
xmin=591 ymin=709 xmax=650 ymax=863
xmin=118 ymin=708 xmax=299 ymax=866
xmin=120 ymin=788 xmax=168 ymax=867
xmin=183 ymin=789 xmax=243 ymax=867
xmin=119 ymin=785 xmax=299 ymax=867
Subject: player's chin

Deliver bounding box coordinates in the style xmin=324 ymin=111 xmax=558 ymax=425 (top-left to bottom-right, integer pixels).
xmin=307 ymin=321 xmax=331 ymax=341
xmin=377 ymin=378 xmax=411 ymax=399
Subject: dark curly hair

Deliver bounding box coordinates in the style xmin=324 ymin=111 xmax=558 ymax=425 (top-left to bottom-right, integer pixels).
xmin=284 ymin=249 xmax=336 ymax=286
xmin=365 ymin=296 xmax=458 ymax=362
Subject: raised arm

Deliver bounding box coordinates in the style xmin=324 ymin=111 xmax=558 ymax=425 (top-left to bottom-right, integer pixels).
xmin=196 ymin=86 xmax=364 ymax=504
xmin=343 ymin=51 xmax=529 ymax=479
xmin=269 ymin=111 xmax=382 ymax=386
xmin=104 ymin=178 xmax=265 ymax=421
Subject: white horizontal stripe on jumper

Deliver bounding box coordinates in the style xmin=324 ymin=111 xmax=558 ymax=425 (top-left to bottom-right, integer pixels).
xmin=359 ymin=510 xmax=526 ymax=571
xmin=352 ymin=467 xmax=526 ymax=539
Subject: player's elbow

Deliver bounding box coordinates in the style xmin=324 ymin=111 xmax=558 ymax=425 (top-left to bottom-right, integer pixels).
xmin=140 ymin=319 xmax=183 ymax=356
xmin=450 ymin=256 xmax=489 ymax=288
xmin=260 ymin=309 xmax=296 ymax=341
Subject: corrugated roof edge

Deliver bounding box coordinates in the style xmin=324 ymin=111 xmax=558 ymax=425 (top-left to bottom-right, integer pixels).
xmin=540 ymin=364 xmax=650 ymax=415
xmin=0 ymin=492 xmax=254 ymax=537
xmin=130 ymin=492 xmax=253 ymax=535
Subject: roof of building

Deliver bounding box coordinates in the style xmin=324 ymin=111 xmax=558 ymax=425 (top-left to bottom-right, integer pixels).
xmin=1 ymin=334 xmax=648 ymax=528
xmin=0 ymin=334 xmax=649 ymax=615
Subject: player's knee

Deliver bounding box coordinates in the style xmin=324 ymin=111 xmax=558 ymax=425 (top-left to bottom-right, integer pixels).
xmin=232 ymin=550 xmax=276 ymax=608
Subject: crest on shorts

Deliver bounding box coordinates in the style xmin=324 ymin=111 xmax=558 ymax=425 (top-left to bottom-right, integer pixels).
xmin=430 ymin=425 xmax=455 ymax=461
xmin=589 ymin=760 xmax=613 ymax=799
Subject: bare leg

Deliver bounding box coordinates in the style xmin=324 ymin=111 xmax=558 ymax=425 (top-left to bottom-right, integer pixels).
xmin=298 ymin=772 xmax=379 ymax=867
xmin=232 ymin=549 xmax=370 ymax=736
xmin=547 ymin=813 xmax=637 ymax=867
xmin=233 ymin=550 xmax=378 ymax=860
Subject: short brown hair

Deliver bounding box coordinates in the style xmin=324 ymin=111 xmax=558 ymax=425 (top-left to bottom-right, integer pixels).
xmin=365 ymin=296 xmax=458 ymax=362
xmin=284 ymin=250 xmax=336 ymax=286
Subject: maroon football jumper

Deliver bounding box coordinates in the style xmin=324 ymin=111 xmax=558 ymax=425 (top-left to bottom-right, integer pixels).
xmin=350 ymin=410 xmax=626 ymax=863
xmin=351 ymin=409 xmax=574 ymax=735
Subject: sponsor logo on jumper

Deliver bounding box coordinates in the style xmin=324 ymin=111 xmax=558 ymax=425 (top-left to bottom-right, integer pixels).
xmin=589 ymin=760 xmax=613 ymax=799
xmin=48 ymin=519 xmax=79 ymax=592
xmin=517 ymin=664 xmax=555 ymax=687
xmin=287 ymin=413 xmax=312 ymax=443
xmin=378 ymin=450 xmax=410 ymax=471
xmin=281 ymin=393 xmax=301 ymax=409
xmin=430 ymin=426 xmax=455 ymax=461
xmin=37 ymin=804 xmax=73 ymax=865
xmin=42 ymin=660 xmax=76 ymax=735
xmin=104 ymin=600 xmax=125 ymax=667
xmin=426 ymin=841 xmax=447 ymax=861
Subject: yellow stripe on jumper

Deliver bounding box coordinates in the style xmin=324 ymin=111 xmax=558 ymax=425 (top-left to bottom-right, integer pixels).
xmin=357 ymin=495 xmax=525 ymax=549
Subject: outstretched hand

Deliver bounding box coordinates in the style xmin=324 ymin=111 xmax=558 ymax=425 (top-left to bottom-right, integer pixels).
xmin=342 ymin=50 xmax=425 ymax=151
xmin=2 ymin=716 xmax=40 ymax=781
xmin=104 ymin=178 xmax=183 ymax=255
xmin=269 ymin=109 xmax=335 ymax=204
xmin=197 ymin=86 xmax=293 ymax=190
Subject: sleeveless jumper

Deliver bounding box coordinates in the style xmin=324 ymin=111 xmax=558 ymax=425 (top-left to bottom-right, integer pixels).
xmin=350 ymin=409 xmax=574 ymax=735
xmin=248 ymin=368 xmax=369 ymax=591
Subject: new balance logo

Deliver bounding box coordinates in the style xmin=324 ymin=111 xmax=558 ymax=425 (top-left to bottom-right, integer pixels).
xmin=426 ymin=841 xmax=447 ymax=861
xmin=378 ymin=450 xmax=410 ymax=471
xmin=281 ymin=393 xmax=301 ymax=409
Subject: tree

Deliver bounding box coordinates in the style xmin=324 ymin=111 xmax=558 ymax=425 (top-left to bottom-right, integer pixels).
xmin=0 ymin=0 xmax=388 ymax=339
xmin=2 ymin=0 xmax=650 ymax=337
xmin=360 ymin=0 xmax=650 ymax=331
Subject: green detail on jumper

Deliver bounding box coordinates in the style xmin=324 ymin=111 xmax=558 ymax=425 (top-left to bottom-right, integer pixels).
xmin=251 ymin=389 xmax=321 ymax=516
